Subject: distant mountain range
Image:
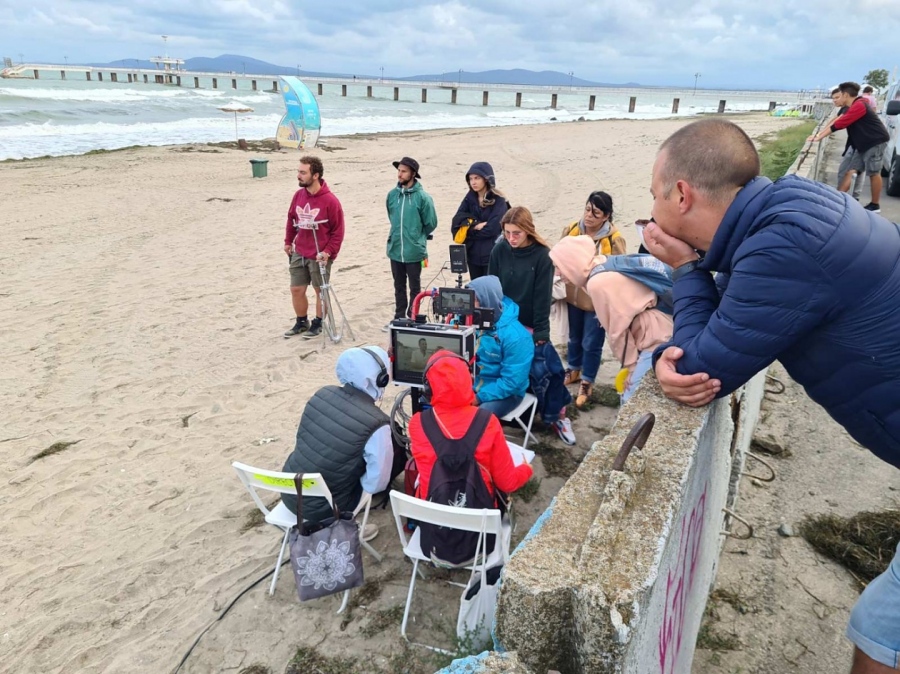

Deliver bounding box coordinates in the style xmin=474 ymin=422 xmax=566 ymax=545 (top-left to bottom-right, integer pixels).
xmin=88 ymin=54 xmax=639 ymax=88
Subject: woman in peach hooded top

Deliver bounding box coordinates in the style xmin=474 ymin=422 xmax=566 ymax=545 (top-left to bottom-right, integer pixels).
xmin=549 ymin=235 xmax=674 ymax=401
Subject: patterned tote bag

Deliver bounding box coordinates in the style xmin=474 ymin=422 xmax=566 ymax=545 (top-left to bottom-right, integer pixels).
xmin=288 ymin=474 xmax=365 ymax=601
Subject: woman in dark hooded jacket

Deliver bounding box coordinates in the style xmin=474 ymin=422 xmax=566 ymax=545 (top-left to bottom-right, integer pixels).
xmin=451 ymin=162 xmax=509 ymax=279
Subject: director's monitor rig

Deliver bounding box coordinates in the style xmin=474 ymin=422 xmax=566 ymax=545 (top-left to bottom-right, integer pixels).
xmin=387 ymin=244 xmax=496 ymax=445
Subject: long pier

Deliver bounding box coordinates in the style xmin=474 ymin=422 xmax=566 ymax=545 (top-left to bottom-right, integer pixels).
xmin=1 ymin=63 xmax=813 ymax=113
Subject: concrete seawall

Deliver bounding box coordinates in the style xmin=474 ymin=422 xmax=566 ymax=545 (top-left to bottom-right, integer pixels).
xmin=496 ymin=374 xmax=765 ymax=674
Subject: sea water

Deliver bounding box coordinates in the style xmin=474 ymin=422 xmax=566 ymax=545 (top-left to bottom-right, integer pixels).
xmin=0 ymin=75 xmax=799 ymax=161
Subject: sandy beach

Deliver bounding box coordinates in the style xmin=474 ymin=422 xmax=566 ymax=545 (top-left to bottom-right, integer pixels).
xmin=0 ymin=112 xmax=803 ymax=674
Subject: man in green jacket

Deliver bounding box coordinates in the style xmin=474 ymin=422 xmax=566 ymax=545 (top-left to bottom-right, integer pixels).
xmin=386 ymin=157 xmax=438 ymax=325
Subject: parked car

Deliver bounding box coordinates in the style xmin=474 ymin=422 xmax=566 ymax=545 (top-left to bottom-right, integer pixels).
xmin=880 ymin=81 xmax=900 ymax=196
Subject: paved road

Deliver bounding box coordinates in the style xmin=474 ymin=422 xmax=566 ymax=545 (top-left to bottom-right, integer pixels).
xmin=819 ymin=129 xmax=900 ymax=222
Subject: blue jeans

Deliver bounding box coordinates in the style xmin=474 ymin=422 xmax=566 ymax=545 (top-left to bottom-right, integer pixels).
xmin=846 ymin=541 xmax=900 ymax=667
xmin=478 ymin=395 xmax=523 ymax=419
xmin=566 ymin=305 xmax=606 ymax=383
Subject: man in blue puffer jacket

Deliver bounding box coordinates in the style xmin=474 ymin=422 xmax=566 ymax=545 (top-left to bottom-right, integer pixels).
xmin=467 ymin=276 xmax=533 ymax=418
xmin=643 ymin=118 xmax=900 ymax=674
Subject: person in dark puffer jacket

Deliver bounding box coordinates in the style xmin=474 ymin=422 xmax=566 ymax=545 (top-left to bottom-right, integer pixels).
xmin=281 ymin=346 xmax=397 ymax=536
xmin=451 ymin=162 xmax=510 ymax=279
xmin=642 ymin=118 xmax=900 ymax=674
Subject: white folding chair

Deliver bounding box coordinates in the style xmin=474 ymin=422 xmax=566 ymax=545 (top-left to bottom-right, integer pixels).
xmin=231 ymin=461 xmax=380 ymax=611
xmin=501 ymin=392 xmax=538 ymax=449
xmin=389 ymin=490 xmax=510 ymax=653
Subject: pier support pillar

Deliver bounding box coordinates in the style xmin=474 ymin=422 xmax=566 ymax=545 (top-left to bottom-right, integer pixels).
xmin=629 ymin=96 xmax=636 ymax=113
xmin=422 ymin=88 xmax=427 ymax=103
xmin=98 ymin=72 xmax=103 ymax=82
xmin=144 ymin=74 xmax=148 ymax=83
xmin=394 ymin=87 xmax=400 ymax=100
xmin=127 ymin=73 xmax=132 ymax=83
xmin=481 ymin=91 xmax=488 ymax=106
xmin=515 ymin=92 xmax=522 ymax=107
xmin=34 ymin=69 xmax=39 ymax=79
xmin=272 ymin=80 xmax=278 ymax=92
xmin=86 ymin=72 xmax=91 ymax=81
xmin=176 ymin=76 xmax=181 ymax=86
xmin=367 ymin=85 xmax=372 ymax=98
xmin=232 ymin=78 xmax=237 ymax=89
xmin=672 ymin=97 xmax=680 ymax=113
xmin=342 ymin=84 xmax=347 ymax=96
xmin=62 ymin=70 xmax=67 ymax=80
xmin=252 ymin=80 xmax=257 ymax=91
xmin=718 ymin=99 xmax=726 ymax=113
xmin=551 ymin=93 xmax=558 ymax=109
xmin=194 ymin=77 xmax=199 ymax=88
xmin=318 ymin=83 xmax=323 ymax=95
xmin=589 ymin=95 xmax=595 ymax=111
xmin=451 ymin=89 xmax=457 ymax=104
xmin=212 ymin=78 xmax=217 ymax=89
xmin=768 ymin=101 xmax=777 ymax=111
xmin=111 ymin=72 xmax=117 ymax=82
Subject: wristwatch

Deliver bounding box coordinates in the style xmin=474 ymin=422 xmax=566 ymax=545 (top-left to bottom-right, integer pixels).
xmin=672 ymin=258 xmax=702 ymax=282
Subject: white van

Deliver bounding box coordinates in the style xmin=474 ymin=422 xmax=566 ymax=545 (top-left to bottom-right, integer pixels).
xmin=880 ymin=81 xmax=900 ymax=196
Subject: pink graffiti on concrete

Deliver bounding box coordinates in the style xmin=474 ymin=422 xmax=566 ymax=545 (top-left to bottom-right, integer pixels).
xmin=658 ymin=481 xmax=709 ymax=673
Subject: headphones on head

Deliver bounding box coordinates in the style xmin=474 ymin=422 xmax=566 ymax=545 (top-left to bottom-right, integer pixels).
xmin=361 ymin=347 xmax=390 ymax=389
xmin=421 ymin=350 xmax=470 ymax=402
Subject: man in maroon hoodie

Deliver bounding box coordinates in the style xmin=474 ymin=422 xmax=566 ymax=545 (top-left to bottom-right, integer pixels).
xmin=283 ymin=156 xmax=345 ymax=338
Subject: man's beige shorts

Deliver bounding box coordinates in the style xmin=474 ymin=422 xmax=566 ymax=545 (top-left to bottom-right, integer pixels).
xmin=289 ymin=254 xmax=332 ymax=288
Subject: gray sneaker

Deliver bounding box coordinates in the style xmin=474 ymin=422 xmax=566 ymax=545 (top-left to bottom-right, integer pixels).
xmin=283 ymin=318 xmax=309 ymax=338
xmin=302 ymin=318 xmax=323 ymax=339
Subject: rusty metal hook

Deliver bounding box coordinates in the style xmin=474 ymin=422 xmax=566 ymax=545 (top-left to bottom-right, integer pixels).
xmin=765 ymin=374 xmax=785 ymax=395
xmin=612 ymin=413 xmax=655 ymax=472
xmin=721 ymin=508 xmax=754 ymax=539
xmin=741 ymin=451 xmax=776 ymax=483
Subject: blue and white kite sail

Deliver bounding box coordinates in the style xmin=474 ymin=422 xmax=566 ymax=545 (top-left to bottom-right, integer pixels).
xmin=276 ymin=76 xmax=321 ymax=149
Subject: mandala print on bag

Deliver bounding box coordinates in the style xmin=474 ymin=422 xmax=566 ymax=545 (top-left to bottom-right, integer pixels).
xmin=294 ymin=538 xmax=357 ymax=591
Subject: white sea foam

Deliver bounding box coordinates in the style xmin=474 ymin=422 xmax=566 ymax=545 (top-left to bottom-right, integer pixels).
xmin=0 ymin=78 xmax=790 ymax=161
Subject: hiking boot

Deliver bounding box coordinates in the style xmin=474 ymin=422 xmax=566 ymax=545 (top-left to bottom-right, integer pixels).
xmin=575 ymin=381 xmax=593 ymax=409
xmin=563 ymin=368 xmax=581 ymax=386
xmin=361 ymin=523 xmax=379 ymax=542
xmin=283 ymin=317 xmax=309 ymax=338
xmin=302 ymin=317 xmax=323 ymax=339
xmin=864 ymin=202 xmax=881 ymax=213
xmin=552 ymin=417 xmax=577 ymax=446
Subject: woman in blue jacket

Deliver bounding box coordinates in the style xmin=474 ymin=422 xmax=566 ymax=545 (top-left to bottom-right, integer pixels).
xmin=451 ymin=162 xmax=509 ymax=279
xmin=466 ymin=276 xmax=533 ymax=417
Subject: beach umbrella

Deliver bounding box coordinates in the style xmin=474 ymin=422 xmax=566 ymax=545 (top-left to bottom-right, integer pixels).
xmin=218 ymin=103 xmax=253 ymax=141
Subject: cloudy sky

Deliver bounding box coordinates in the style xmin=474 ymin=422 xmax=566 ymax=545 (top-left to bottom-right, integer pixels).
xmin=2 ymin=0 xmax=899 ymax=90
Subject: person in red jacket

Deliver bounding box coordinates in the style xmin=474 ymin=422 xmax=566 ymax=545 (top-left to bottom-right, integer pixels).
xmin=282 ymin=155 xmax=345 ymax=339
xmin=810 ymin=81 xmax=890 ymax=213
xmin=408 ymin=351 xmax=533 ymax=504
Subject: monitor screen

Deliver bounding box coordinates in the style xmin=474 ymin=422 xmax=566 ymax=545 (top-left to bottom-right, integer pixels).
xmin=439 ymin=287 xmax=475 ymax=315
xmin=390 ymin=325 xmax=474 ymax=386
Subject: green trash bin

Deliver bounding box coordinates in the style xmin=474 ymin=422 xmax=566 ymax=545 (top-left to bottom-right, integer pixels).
xmin=250 ymin=159 xmax=268 ymax=179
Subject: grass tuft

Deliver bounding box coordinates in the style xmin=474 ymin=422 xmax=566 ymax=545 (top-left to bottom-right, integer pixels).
xmin=514 ymin=477 xmax=541 ymax=503
xmin=756 ymin=121 xmax=816 ymax=180
xmin=799 ymin=509 xmax=900 ymax=587
xmin=30 ymin=440 xmax=81 ymax=464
